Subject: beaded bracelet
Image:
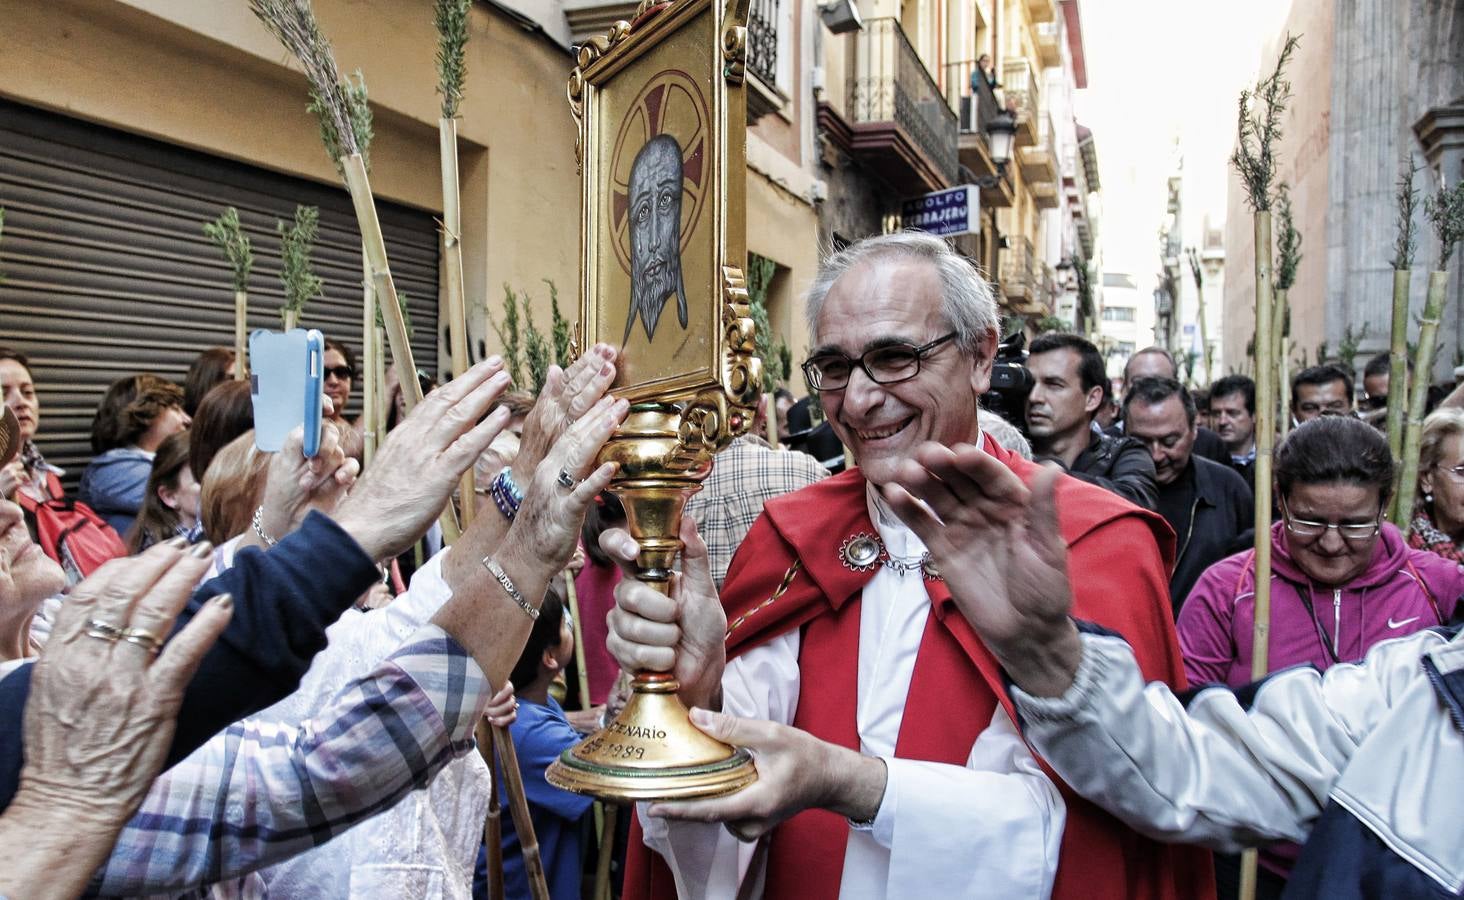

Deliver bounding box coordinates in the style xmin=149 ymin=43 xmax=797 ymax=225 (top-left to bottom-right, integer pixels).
xmin=487 ymin=468 xmax=524 ymax=522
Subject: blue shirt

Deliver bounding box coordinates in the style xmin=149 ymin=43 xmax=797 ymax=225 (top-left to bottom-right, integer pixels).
xmin=476 ymin=696 xmax=594 ymax=900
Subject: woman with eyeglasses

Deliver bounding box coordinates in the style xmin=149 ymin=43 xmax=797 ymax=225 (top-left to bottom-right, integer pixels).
xmin=1174 ymin=416 xmax=1462 ymax=898
xmin=1409 ymin=407 xmax=1464 ymax=563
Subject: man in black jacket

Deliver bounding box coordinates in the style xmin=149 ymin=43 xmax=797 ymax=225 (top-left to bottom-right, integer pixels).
xmin=1112 ymin=347 xmax=1230 ymax=465
xmin=1026 ymin=333 xmax=1158 ymax=510
xmin=1124 ymin=376 xmax=1254 ymax=613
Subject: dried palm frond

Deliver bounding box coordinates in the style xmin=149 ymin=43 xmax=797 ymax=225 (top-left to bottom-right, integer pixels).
xmin=1392 ymin=159 xmax=1420 ymax=270
xmin=203 ymin=207 xmax=254 ymax=291
xmin=250 ymin=0 xmax=371 ymax=177
xmin=1230 ymin=34 xmax=1299 ymax=212
xmin=435 ymin=0 xmax=471 ymax=119
xmin=278 ymin=204 xmax=323 ymax=328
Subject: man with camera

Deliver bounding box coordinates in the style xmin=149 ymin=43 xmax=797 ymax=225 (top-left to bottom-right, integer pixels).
xmin=1025 ymin=333 xmax=1159 ymax=510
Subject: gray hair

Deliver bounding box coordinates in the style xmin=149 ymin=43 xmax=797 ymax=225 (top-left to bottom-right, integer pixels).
xmin=804 ymin=231 xmax=999 ymax=354
xmin=978 ymin=408 xmax=1032 ymax=459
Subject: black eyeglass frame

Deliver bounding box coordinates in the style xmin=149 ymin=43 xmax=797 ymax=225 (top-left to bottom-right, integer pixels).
xmin=801 ymin=331 xmax=959 ymax=393
xmin=323 ymin=365 xmax=356 ymax=381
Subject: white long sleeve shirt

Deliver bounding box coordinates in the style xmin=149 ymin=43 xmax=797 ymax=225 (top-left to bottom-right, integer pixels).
xmin=642 ymin=487 xmax=1065 ymax=899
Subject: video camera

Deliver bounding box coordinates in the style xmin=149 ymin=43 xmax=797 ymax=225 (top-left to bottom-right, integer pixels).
xmin=979 ymin=331 xmax=1034 ymax=429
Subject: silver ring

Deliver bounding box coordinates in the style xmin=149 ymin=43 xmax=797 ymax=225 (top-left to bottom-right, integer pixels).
xmin=86 ymin=619 xmax=124 ymax=643
xmin=120 ymin=626 xmax=165 ymax=656
xmin=556 ymin=469 xmax=578 ymax=490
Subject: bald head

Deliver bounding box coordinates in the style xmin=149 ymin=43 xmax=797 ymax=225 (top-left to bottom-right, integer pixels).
xmin=1124 ymin=347 xmax=1177 ymax=388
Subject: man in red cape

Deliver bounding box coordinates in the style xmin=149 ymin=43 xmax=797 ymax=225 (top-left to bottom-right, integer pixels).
xmin=603 ymin=231 xmax=1214 ymax=899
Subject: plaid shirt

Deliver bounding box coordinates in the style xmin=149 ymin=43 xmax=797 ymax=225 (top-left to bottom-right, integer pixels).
xmin=88 ymin=625 xmax=489 ymax=898
xmin=684 ymin=436 xmax=828 ymax=589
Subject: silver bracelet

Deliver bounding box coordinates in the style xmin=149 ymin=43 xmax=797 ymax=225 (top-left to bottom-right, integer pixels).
xmin=251 ymin=505 xmax=279 ymax=547
xmin=483 ymin=557 xmax=538 ymax=620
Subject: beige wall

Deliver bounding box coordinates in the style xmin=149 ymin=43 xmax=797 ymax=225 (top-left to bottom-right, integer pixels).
xmin=0 ymin=0 xmax=580 ymax=372
xmin=748 ymin=170 xmax=819 ymax=383
xmin=1221 ymin=0 xmax=1334 ymax=376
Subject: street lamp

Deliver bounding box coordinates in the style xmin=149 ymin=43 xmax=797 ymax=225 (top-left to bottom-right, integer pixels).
xmin=971 ymin=112 xmax=1017 ymax=188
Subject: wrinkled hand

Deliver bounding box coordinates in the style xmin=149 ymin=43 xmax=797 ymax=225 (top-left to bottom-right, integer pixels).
xmin=336 ymin=358 xmax=513 ymax=561
xmin=15 ymin=540 xmax=234 ymax=828
xmin=501 ymin=394 xmax=627 ymax=576
xmin=253 ymin=420 xmax=358 ymax=545
xmin=883 ymin=443 xmax=1080 ymax=696
xmin=485 ymin=681 xmax=517 ymax=728
xmin=602 ymin=517 xmax=726 ymax=711
xmin=0 ymin=461 xmax=23 ymax=500
xmin=565 ymin=705 xmax=605 ymax=735
xmin=510 ymin=345 xmax=618 ymax=486
xmin=645 ymin=708 xmax=885 ymax=842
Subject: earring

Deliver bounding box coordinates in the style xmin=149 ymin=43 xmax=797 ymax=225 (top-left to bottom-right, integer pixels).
xmin=1425 ymin=493 xmax=1434 ymax=504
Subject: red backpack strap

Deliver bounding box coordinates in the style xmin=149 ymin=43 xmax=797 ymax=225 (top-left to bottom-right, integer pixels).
xmin=1403 ymin=558 xmax=1445 ymax=625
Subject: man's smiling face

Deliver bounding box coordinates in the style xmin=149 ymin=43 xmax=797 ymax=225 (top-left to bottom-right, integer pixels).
xmin=813 ymin=256 xmax=994 ymax=486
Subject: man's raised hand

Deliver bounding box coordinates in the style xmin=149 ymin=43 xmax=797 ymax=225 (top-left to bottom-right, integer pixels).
xmin=883 ymin=442 xmax=1081 ymax=697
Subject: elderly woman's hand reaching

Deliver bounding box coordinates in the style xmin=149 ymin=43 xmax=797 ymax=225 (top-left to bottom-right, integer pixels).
xmin=0 ymin=540 xmax=233 ymax=900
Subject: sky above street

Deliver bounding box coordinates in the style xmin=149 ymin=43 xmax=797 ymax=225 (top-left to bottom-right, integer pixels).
xmin=1074 ymin=0 xmax=1292 ymax=285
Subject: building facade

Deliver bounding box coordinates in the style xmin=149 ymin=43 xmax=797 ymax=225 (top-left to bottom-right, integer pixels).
xmin=1222 ymin=0 xmax=1464 ymax=383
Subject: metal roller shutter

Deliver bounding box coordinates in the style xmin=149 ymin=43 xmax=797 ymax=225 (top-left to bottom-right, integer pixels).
xmin=0 ymin=100 xmax=439 ymax=490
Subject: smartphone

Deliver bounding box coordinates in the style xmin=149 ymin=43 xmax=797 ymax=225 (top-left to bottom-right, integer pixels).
xmin=249 ymin=328 xmax=325 ymax=457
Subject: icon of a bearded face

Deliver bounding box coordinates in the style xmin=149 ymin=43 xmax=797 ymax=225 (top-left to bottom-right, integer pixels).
xmin=624 ymin=134 xmax=689 ymax=344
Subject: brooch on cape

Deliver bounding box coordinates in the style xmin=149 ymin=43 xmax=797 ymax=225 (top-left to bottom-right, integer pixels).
xmin=839 ymin=532 xmax=941 ymax=581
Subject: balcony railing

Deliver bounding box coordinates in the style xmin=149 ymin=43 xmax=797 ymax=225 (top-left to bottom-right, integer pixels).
xmin=848 ymin=18 xmax=959 ymax=191
xmin=1001 ymin=57 xmax=1042 ymax=146
xmin=1000 ymin=236 xmax=1037 ymax=304
xmin=747 ymin=0 xmax=778 ymax=89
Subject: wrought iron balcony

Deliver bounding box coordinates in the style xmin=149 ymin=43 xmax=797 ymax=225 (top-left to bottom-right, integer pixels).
xmin=747 ymin=0 xmax=778 ymax=89
xmin=847 ymin=18 xmax=959 ymax=194
xmin=1001 ymin=57 xmax=1042 ymax=147
xmin=1000 ymin=236 xmax=1038 ymax=308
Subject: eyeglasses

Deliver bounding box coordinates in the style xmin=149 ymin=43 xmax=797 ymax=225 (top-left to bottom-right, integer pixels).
xmin=324 ymin=366 xmax=355 ymax=381
xmin=1280 ymin=496 xmax=1381 ymax=542
xmin=1437 ymin=462 xmax=1464 ymax=482
xmin=801 ymin=332 xmax=957 ymax=392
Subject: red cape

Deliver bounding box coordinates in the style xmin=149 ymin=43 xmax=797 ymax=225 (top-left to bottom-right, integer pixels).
xmin=624 ymin=438 xmax=1215 ymax=900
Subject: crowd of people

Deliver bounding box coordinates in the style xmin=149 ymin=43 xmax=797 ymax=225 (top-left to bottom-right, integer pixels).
xmin=0 ymin=230 xmax=1460 ymax=900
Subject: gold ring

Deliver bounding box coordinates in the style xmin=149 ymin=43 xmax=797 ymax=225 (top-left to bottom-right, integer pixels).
xmin=120 ymin=626 xmax=165 ymax=655
xmin=86 ymin=619 xmax=124 ymax=642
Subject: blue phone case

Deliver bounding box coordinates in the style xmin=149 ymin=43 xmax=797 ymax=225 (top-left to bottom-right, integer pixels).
xmin=249 ymin=329 xmax=325 ymax=456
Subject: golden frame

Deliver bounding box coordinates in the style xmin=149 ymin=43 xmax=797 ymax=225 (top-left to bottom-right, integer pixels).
xmin=548 ymin=0 xmax=763 ymax=800
xmin=568 ymin=0 xmax=759 ymax=431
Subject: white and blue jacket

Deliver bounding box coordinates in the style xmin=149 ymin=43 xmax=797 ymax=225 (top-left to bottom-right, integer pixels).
xmin=1012 ymin=623 xmax=1464 ymax=899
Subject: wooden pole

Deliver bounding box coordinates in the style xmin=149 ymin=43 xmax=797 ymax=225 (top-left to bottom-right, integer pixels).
xmin=1272 ymin=288 xmax=1290 ymax=437
xmin=495 ymin=725 xmax=552 ymax=900
xmin=593 ymin=803 xmax=619 ymax=900
xmin=341 ymin=153 xmax=422 ymax=413
xmin=477 ymin=721 xmax=505 ymax=900
xmin=440 ymin=117 xmax=477 ymax=520
xmin=1385 ymin=267 xmax=1412 ymax=522
xmin=1239 ymin=209 xmax=1277 ymax=900
xmin=233 ymin=289 xmax=249 ymax=380
xmin=362 ymin=247 xmax=378 ymax=464
xmin=342 ymin=154 xmax=462 ymax=541
xmin=1394 ymin=269 xmax=1449 ymax=538
xmin=564 ymin=570 xmax=592 ymax=712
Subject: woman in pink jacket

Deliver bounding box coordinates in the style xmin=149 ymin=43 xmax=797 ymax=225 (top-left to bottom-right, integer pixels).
xmin=1179 ymin=416 xmax=1462 ymax=686
xmin=1177 ymin=415 xmax=1463 ymax=899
